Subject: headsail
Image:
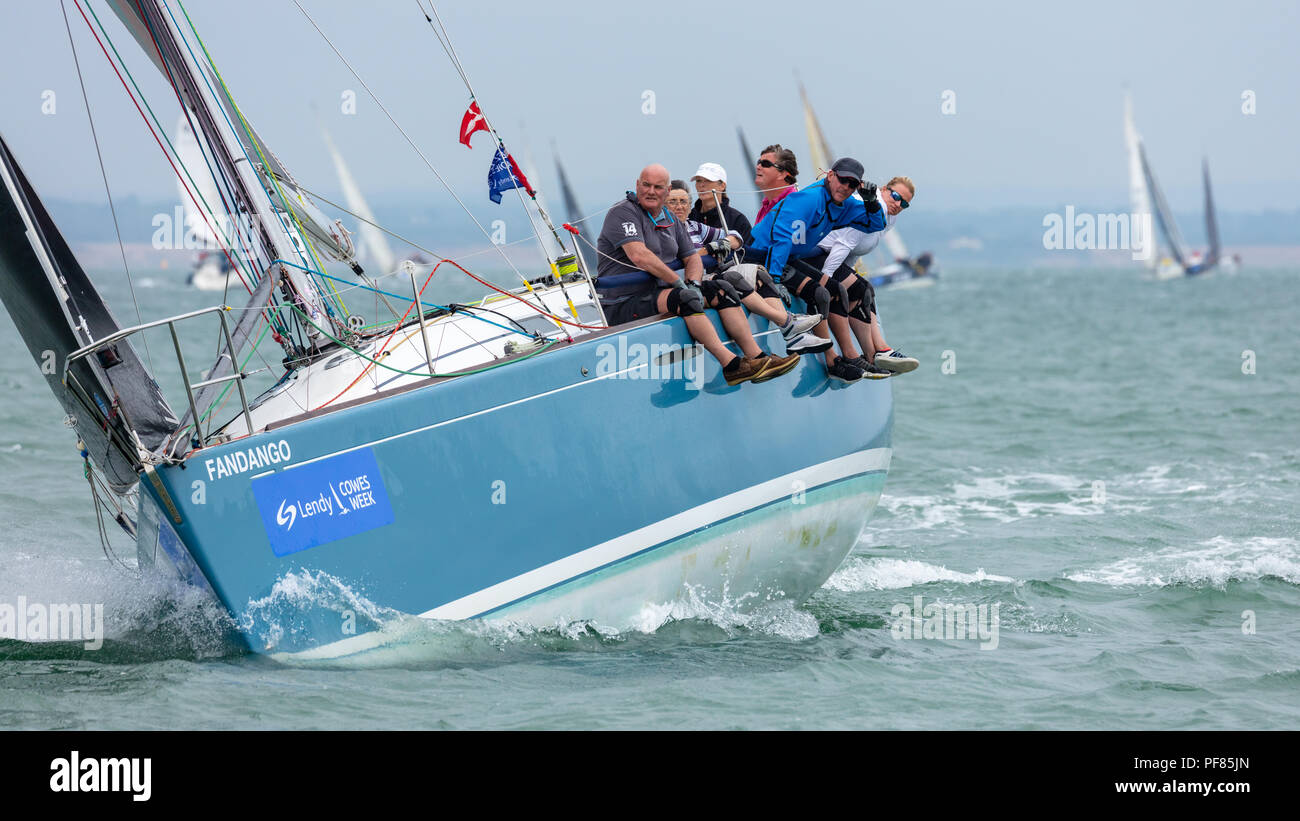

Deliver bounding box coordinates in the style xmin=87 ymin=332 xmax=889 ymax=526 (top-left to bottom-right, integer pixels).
xmin=1138 ymin=142 xmax=1190 ymax=268
xmin=0 ymin=133 xmax=177 ymax=491
xmin=1123 ymin=92 xmax=1156 ymax=269
xmin=1202 ymin=158 xmax=1221 ymax=268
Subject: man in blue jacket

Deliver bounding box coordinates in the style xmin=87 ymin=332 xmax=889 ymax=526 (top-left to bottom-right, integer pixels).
xmin=744 ymin=157 xmax=887 ymax=381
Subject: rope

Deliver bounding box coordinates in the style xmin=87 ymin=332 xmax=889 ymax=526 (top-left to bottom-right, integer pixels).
xmin=60 ymin=0 xmax=156 ymax=376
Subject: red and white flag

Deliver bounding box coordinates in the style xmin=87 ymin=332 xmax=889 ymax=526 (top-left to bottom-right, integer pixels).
xmin=458 ymin=101 xmax=489 ymax=148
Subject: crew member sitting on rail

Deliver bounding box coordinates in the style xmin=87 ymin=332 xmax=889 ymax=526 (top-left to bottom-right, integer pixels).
xmin=594 ymin=164 xmax=791 ymax=386
xmin=745 ymin=157 xmax=888 ymax=382
xmin=808 ymin=175 xmax=921 ymax=378
xmin=666 ymin=180 xmax=822 ymax=356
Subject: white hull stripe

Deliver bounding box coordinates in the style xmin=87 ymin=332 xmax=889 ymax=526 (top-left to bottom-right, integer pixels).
xmin=421 ymin=447 xmax=891 ymax=620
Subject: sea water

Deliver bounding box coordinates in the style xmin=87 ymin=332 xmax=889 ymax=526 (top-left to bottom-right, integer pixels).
xmin=1 ymin=264 xmax=1296 ymax=729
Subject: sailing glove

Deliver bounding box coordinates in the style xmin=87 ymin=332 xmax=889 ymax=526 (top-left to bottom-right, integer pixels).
xmin=860 ymin=181 xmax=880 ymax=212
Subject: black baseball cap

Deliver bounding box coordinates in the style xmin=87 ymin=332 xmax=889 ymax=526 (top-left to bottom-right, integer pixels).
xmin=829 ymin=158 xmax=866 ymax=180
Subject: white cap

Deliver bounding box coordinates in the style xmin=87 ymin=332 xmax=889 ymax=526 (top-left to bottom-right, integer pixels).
xmin=691 ymin=162 xmax=727 ymax=184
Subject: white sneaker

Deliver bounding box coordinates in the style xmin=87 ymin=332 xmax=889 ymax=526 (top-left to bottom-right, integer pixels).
xmin=782 ymin=313 xmax=821 ymax=340
xmin=785 ymin=331 xmax=833 ymax=355
xmin=874 ymin=349 xmax=919 ymax=373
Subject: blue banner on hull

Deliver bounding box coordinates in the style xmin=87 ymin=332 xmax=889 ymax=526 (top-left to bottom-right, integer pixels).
xmin=251 ymin=448 xmax=394 ymax=557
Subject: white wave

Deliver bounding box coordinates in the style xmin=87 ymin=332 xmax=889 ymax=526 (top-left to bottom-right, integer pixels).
xmin=1066 ymin=536 xmax=1300 ymax=587
xmin=825 ymin=557 xmax=1014 ymax=592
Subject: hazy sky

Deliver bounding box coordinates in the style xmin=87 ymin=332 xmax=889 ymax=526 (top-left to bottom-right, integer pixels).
xmin=2 ymin=0 xmax=1297 ymax=229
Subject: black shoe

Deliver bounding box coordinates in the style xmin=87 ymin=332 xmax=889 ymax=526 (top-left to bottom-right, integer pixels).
xmin=827 ymin=358 xmax=864 ymax=382
xmin=859 ymin=362 xmax=893 ymax=379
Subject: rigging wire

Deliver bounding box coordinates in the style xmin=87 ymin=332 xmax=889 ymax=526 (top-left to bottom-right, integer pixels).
xmin=59 ymin=0 xmax=157 ymax=377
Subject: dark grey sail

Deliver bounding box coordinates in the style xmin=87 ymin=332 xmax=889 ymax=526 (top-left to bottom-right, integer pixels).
xmin=552 ymin=145 xmax=591 ymax=254
xmin=737 ymin=126 xmax=761 ymax=211
xmin=0 ymin=133 xmax=177 ymax=491
xmin=1138 ymin=142 xmax=1190 ymax=269
xmin=1203 ymin=158 xmax=1221 ymax=269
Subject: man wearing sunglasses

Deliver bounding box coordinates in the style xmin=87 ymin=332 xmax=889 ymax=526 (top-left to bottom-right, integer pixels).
xmin=743 ymin=158 xmax=888 ymax=378
xmin=805 ymin=176 xmax=920 ymax=380
xmin=594 ymin=164 xmax=785 ymax=386
xmin=753 ymin=144 xmax=799 ymax=225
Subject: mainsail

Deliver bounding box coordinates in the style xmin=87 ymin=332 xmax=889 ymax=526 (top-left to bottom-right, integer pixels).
xmin=1123 ymin=92 xmax=1156 ymax=269
xmin=0 ymin=133 xmax=177 ymax=491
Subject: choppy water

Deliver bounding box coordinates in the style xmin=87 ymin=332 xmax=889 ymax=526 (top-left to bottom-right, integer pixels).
xmin=1 ymin=263 xmax=1297 ymax=730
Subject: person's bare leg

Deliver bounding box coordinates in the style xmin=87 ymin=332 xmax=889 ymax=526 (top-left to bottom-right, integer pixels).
xmin=848 ymin=314 xmax=876 ymax=361
xmin=828 ymin=314 xmax=860 ymax=361
xmin=656 ymin=290 xmax=736 ymax=366
xmin=741 ymin=292 xmax=788 ymax=326
xmin=716 ymin=306 xmax=763 ymax=359
xmin=870 ymin=312 xmax=888 ymax=352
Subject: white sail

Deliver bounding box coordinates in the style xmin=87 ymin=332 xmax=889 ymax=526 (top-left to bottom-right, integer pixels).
xmin=322 ymin=125 xmax=395 ymax=273
xmin=883 ymin=229 xmax=909 ymax=261
xmin=1124 ymin=92 xmax=1156 ymax=269
xmin=174 ymin=116 xmax=221 ymax=248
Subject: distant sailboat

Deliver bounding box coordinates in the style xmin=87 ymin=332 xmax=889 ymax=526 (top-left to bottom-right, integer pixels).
xmin=796 ymin=81 xmax=937 ymax=287
xmin=1125 ymin=92 xmax=1228 ymax=278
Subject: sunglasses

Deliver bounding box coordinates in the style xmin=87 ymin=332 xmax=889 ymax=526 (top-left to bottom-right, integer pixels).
xmin=834 ymin=173 xmax=861 ymax=189
xmin=889 ymin=188 xmax=910 ymax=209
xmin=756 ymin=158 xmax=784 ymax=170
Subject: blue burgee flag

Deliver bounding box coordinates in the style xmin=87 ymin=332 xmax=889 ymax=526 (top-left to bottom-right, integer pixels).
xmin=487 ymin=147 xmax=535 ymax=204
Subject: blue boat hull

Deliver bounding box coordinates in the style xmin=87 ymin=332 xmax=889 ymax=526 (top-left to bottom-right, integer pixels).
xmin=138 ymin=310 xmax=893 ymax=656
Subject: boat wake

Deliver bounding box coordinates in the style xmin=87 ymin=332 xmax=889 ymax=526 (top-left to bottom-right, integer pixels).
xmin=1065 ymin=536 xmax=1300 ymax=588
xmin=825 ymin=557 xmax=1014 ymax=591
xmin=238 ymin=570 xmax=823 ymax=667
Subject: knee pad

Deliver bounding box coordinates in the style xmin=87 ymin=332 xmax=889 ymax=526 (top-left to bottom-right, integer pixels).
xmin=810 ymin=284 xmax=831 ymax=319
xmin=703 ymin=279 xmax=743 ymax=309
xmin=716 ymin=267 xmax=756 ymax=297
